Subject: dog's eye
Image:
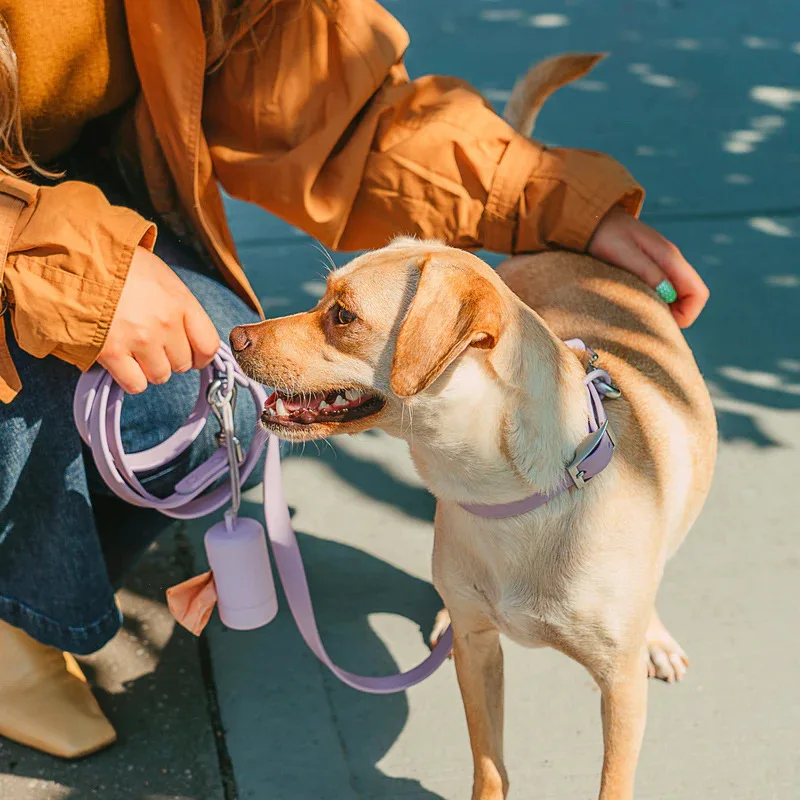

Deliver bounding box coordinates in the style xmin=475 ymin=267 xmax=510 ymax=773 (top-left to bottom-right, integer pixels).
xmin=334 ymin=304 xmax=357 ymax=326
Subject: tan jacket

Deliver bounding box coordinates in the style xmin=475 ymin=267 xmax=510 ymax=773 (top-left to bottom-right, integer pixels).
xmin=0 ymin=0 xmax=643 ymax=402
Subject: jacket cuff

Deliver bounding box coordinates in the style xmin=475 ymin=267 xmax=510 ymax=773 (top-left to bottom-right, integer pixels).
xmin=52 ymin=215 xmax=157 ymax=370
xmin=514 ymin=145 xmax=644 ymax=254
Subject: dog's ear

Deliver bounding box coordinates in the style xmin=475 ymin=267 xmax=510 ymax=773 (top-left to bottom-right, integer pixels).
xmin=390 ymin=260 xmax=504 ymax=398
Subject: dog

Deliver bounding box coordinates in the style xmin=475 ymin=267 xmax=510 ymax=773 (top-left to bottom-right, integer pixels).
xmin=229 ymin=54 xmax=717 ymax=800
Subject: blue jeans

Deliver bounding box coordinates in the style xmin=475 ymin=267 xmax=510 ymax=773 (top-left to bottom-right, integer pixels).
xmin=0 ymin=231 xmax=260 ymax=654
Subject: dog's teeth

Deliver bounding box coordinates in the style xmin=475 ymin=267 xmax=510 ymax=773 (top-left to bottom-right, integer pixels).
xmin=318 ymin=400 xmax=330 ymax=409
xmin=344 ymin=389 xmax=360 ymax=402
xmin=267 ymin=407 xmax=276 ymax=416
xmin=275 ymin=398 xmax=288 ymax=416
xmin=333 ymin=395 xmax=347 ymax=407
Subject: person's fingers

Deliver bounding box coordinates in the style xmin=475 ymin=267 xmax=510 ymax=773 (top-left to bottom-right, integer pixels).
xmin=590 ymin=211 xmax=709 ymax=327
xmin=636 ymin=227 xmax=710 ymax=327
xmin=133 ymin=347 xmax=173 ymax=385
xmin=164 ymin=333 xmax=194 ymax=374
xmin=99 ymin=354 xmax=148 ymax=394
xmin=184 ymin=304 xmax=220 ymax=369
xmin=608 ymin=236 xmax=667 ymax=289
xmin=668 ymin=294 xmax=703 ymax=328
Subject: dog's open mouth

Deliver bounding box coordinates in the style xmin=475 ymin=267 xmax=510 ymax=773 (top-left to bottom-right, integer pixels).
xmin=261 ymin=388 xmax=385 ymax=428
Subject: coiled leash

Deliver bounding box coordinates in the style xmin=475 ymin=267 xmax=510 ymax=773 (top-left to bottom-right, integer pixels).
xmin=74 ymin=344 xmax=453 ymax=694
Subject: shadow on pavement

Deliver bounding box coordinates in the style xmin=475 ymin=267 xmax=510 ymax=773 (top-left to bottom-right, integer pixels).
xmin=287 ymin=533 xmax=446 ymax=800
xmin=0 ymin=531 xmax=226 ymax=800
xmin=306 ymin=442 xmax=436 ymax=524
xmin=200 ymin=501 xmax=449 ymax=800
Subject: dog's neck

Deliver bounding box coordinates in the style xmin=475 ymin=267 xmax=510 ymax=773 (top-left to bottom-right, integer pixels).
xmin=396 ymin=304 xmax=590 ymax=506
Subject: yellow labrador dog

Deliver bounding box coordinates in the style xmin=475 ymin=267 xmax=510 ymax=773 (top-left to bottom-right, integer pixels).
xmin=230 ymin=55 xmax=717 ymax=800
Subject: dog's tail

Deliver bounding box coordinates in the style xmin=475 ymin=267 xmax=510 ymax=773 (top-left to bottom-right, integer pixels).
xmin=502 ymin=53 xmax=606 ymax=137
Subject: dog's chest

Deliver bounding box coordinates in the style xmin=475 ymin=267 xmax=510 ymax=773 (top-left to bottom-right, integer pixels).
xmin=481 ymin=580 xmax=574 ymax=649
xmin=437 ymin=510 xmax=589 ymax=650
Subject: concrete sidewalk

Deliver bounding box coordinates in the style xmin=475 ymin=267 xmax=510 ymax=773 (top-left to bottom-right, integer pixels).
xmin=2 ymin=1 xmax=798 ymax=798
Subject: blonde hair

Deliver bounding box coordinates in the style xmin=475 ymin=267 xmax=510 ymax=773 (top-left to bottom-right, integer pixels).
xmin=0 ymin=15 xmax=50 ymax=177
xmin=0 ymin=0 xmax=303 ymax=176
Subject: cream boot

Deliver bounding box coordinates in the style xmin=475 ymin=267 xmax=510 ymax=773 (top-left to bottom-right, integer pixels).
xmin=0 ymin=619 xmax=116 ymax=758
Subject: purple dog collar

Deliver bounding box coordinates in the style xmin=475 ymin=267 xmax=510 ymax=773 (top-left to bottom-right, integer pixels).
xmin=75 ymin=345 xmax=452 ymax=694
xmin=458 ymin=339 xmax=619 ymax=519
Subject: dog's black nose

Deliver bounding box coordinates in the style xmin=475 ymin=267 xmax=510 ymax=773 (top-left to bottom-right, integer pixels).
xmin=229 ymin=326 xmax=252 ymax=353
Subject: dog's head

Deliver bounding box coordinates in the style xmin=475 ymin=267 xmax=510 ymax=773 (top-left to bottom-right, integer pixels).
xmin=230 ymin=239 xmax=515 ymax=445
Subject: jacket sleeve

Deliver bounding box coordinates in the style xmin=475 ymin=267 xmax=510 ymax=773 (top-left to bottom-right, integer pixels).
xmin=203 ymin=0 xmax=643 ymax=254
xmin=4 ymin=179 xmax=155 ymax=371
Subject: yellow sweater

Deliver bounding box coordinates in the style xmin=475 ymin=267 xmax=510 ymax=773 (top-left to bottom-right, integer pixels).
xmin=0 ymin=0 xmax=138 ymax=162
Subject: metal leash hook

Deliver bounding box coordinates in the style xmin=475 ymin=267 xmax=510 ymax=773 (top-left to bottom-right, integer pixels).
xmin=584 ymin=345 xmax=622 ymax=399
xmin=207 ymin=375 xmax=243 ymax=527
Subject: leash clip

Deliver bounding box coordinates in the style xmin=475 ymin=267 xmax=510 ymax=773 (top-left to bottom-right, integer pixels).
xmin=585 ymin=350 xmax=622 ymax=399
xmin=595 ymin=380 xmax=621 ymax=399
xmin=208 ymin=376 xmax=243 ymax=517
xmin=208 ymin=377 xmax=244 ymax=464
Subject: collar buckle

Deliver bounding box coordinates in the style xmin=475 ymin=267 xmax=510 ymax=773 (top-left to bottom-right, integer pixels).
xmin=566 ymin=419 xmax=613 ymax=489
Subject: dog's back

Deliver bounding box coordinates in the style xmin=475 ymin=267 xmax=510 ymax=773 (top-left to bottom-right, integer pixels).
xmin=499 ymin=252 xmax=717 ymax=551
xmin=498 ymin=57 xmax=716 ymax=548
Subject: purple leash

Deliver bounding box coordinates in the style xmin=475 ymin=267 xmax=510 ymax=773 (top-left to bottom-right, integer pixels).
xmin=74 ymin=345 xmax=266 ymax=518
xmin=75 ymin=344 xmax=453 ymax=694
xmin=261 ymin=431 xmax=454 ymax=692
xmin=75 ymin=338 xmax=616 ymax=693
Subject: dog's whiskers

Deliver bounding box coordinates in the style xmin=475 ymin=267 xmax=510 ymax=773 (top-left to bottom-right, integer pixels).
xmin=400 ymin=400 xmax=414 ymax=444
xmin=311 ymin=240 xmax=337 ymax=274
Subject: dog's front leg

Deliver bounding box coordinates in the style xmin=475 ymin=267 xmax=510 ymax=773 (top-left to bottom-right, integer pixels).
xmin=451 ymin=616 xmax=508 ymax=800
xmin=595 ymin=652 xmax=648 ymax=800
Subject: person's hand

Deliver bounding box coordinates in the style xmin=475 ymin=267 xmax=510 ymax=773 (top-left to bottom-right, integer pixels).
xmin=589 ymin=206 xmax=709 ymax=327
xmin=97 ymin=247 xmax=220 ymax=393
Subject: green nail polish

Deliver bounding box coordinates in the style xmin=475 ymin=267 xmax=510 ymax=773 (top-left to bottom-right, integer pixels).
xmin=656 ymin=279 xmax=677 ymax=304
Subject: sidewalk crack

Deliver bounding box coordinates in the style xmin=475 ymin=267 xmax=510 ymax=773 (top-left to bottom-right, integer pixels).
xmin=319 ymin=659 xmax=363 ymax=800
xmin=175 ymin=525 xmax=239 ymax=800
xmin=642 ymin=204 xmax=800 ymax=223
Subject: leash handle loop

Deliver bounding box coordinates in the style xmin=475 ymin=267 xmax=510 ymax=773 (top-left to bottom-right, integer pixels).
xmin=74 ymin=344 xmax=266 ymax=518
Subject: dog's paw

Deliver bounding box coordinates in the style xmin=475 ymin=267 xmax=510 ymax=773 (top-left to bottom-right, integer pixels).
xmin=430 ymin=608 xmax=454 ymax=657
xmin=645 ymin=612 xmax=689 ymax=683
